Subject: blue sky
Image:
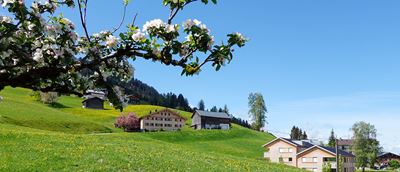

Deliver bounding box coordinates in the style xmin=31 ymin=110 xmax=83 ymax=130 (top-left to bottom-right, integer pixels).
xmin=4 ymin=0 xmax=400 ymax=153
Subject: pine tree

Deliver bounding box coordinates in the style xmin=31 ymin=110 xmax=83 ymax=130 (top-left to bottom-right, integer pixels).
xmin=328 ymin=129 xmax=336 ymax=148
xmin=210 ymin=106 xmax=218 ymax=112
xmin=198 ymin=100 xmax=205 ymax=111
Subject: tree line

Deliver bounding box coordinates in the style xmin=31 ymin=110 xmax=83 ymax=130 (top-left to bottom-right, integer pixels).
xmin=290 ymin=126 xmax=308 ymax=140
xmin=123 ymin=79 xmax=192 ymax=112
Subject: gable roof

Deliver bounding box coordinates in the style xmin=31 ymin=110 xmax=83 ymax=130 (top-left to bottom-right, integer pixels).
xmin=262 ymin=137 xmax=300 ymax=147
xmin=337 ymin=139 xmax=353 ymax=146
xmin=83 ymin=94 xmax=105 ymax=100
xmin=191 ymin=110 xmax=231 ymax=119
xmin=297 ymin=145 xmax=355 ymax=157
xmin=139 ymin=108 xmax=186 ymax=120
xmin=378 ymin=152 xmax=400 ymax=158
xmin=82 ymin=96 xmax=105 ymax=103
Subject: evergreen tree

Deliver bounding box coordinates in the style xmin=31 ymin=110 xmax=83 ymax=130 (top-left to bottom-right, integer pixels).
xmin=290 ymin=126 xmax=296 ymax=139
xmin=328 ymin=129 xmax=336 ymax=148
xmin=210 ymin=106 xmax=218 ymax=112
xmin=223 ymin=104 xmax=229 ymax=114
xmin=302 ymin=131 xmax=308 ymax=140
xmin=198 ymin=100 xmax=205 ymax=111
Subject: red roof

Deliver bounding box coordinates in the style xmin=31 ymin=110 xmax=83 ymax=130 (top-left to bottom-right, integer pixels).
xmin=337 ymin=139 xmax=353 ymax=146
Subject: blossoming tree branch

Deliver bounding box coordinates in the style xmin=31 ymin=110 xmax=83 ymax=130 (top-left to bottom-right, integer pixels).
xmin=0 ymin=0 xmax=247 ymax=110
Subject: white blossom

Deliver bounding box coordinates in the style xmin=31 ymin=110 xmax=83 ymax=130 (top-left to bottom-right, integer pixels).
xmin=93 ymin=33 xmax=100 ymax=38
xmin=179 ymin=44 xmax=190 ymax=57
xmin=12 ymin=58 xmax=18 ymax=65
xmin=131 ymin=30 xmax=146 ymax=42
xmin=143 ymin=19 xmax=166 ymax=33
xmin=33 ymin=40 xmax=42 ymax=48
xmin=183 ymin=19 xmax=202 ymax=29
xmin=208 ymin=36 xmax=215 ymax=50
xmin=33 ymin=48 xmax=43 ymax=62
xmin=27 ymin=22 xmax=35 ymax=31
xmin=165 ymin=24 xmax=177 ymax=33
xmin=105 ymin=35 xmax=118 ymax=48
xmin=234 ymin=32 xmax=247 ymax=42
xmin=0 ymin=16 xmax=12 ymax=23
xmin=152 ymin=47 xmax=161 ymax=56
xmin=2 ymin=0 xmax=15 ymax=7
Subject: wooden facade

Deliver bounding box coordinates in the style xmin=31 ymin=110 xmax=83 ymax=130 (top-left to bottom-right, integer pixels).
xmin=191 ymin=110 xmax=231 ymax=130
xmin=377 ymin=152 xmax=400 ymax=166
xmin=82 ymin=97 xmax=104 ymax=110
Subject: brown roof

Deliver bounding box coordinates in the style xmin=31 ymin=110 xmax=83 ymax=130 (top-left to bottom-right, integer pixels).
xmin=337 ymin=139 xmax=353 ymax=146
xmin=139 ymin=108 xmax=186 ymax=120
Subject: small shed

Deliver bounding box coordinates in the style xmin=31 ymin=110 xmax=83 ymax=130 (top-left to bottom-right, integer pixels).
xmin=191 ymin=110 xmax=231 ymax=130
xmin=82 ymin=95 xmax=105 ymax=110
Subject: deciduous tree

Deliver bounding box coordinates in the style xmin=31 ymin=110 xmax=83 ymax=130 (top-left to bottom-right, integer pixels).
xmin=351 ymin=121 xmax=381 ymax=172
xmin=0 ymin=0 xmax=247 ymax=110
xmin=248 ymin=93 xmax=267 ymax=131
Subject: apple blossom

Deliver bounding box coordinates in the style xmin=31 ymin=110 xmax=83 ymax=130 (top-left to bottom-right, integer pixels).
xmin=105 ymin=35 xmax=118 ymax=48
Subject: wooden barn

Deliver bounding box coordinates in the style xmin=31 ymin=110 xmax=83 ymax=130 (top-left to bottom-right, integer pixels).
xmin=82 ymin=90 xmax=106 ymax=110
xmin=191 ymin=110 xmax=231 ymax=130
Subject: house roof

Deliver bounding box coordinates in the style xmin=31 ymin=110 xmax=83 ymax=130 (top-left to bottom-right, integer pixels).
xmin=82 ymin=96 xmax=105 ymax=103
xmin=262 ymin=138 xmax=298 ymax=147
xmin=337 ymin=139 xmax=353 ymax=146
xmin=139 ymin=108 xmax=186 ymax=120
xmin=297 ymin=145 xmax=355 ymax=157
xmin=378 ymin=152 xmax=400 ymax=158
xmin=191 ymin=110 xmax=231 ymax=119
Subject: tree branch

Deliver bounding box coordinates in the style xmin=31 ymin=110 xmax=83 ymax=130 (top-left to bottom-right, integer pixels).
xmin=77 ymin=0 xmax=90 ymax=41
xmin=112 ymin=3 xmax=128 ymax=33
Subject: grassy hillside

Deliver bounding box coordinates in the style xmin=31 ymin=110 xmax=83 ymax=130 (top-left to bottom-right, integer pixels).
xmin=0 ymin=87 xmax=305 ymax=171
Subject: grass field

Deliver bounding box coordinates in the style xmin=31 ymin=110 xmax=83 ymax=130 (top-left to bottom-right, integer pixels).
xmin=0 ymin=87 xmax=305 ymax=171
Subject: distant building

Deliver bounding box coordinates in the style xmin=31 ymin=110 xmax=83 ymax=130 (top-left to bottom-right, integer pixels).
xmin=191 ymin=110 xmax=231 ymax=130
xmin=377 ymin=152 xmax=400 ymax=167
xmin=263 ymin=137 xmax=356 ymax=172
xmin=337 ymin=139 xmax=354 ymax=154
xmin=139 ymin=108 xmax=186 ymax=131
xmin=82 ymin=90 xmax=106 ymax=110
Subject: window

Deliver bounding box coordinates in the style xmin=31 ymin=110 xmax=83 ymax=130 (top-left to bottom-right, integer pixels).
xmin=312 ymin=157 xmax=318 ymax=163
xmin=279 ymin=148 xmax=292 ymax=153
xmin=302 ymin=157 xmax=307 ymax=163
xmin=288 ymin=157 xmax=292 ymax=162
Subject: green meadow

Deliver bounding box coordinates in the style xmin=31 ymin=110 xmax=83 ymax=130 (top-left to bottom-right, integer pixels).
xmin=0 ymin=87 xmax=305 ymax=171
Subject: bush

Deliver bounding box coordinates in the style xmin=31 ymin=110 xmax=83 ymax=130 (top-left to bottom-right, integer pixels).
xmin=30 ymin=91 xmax=59 ymax=105
xmin=389 ymin=160 xmax=400 ymax=169
xmin=115 ymin=112 xmax=140 ymax=132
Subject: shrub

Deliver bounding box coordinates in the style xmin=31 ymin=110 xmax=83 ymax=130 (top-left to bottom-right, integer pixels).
xmin=389 ymin=160 xmax=400 ymax=169
xmin=30 ymin=91 xmax=59 ymax=104
xmin=115 ymin=112 xmax=140 ymax=132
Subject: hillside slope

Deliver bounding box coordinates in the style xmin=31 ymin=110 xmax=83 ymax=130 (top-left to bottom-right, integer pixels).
xmin=0 ymin=87 xmax=305 ymax=171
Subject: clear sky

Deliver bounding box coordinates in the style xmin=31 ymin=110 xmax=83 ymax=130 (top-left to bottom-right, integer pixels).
xmin=5 ymin=0 xmax=400 ymax=153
